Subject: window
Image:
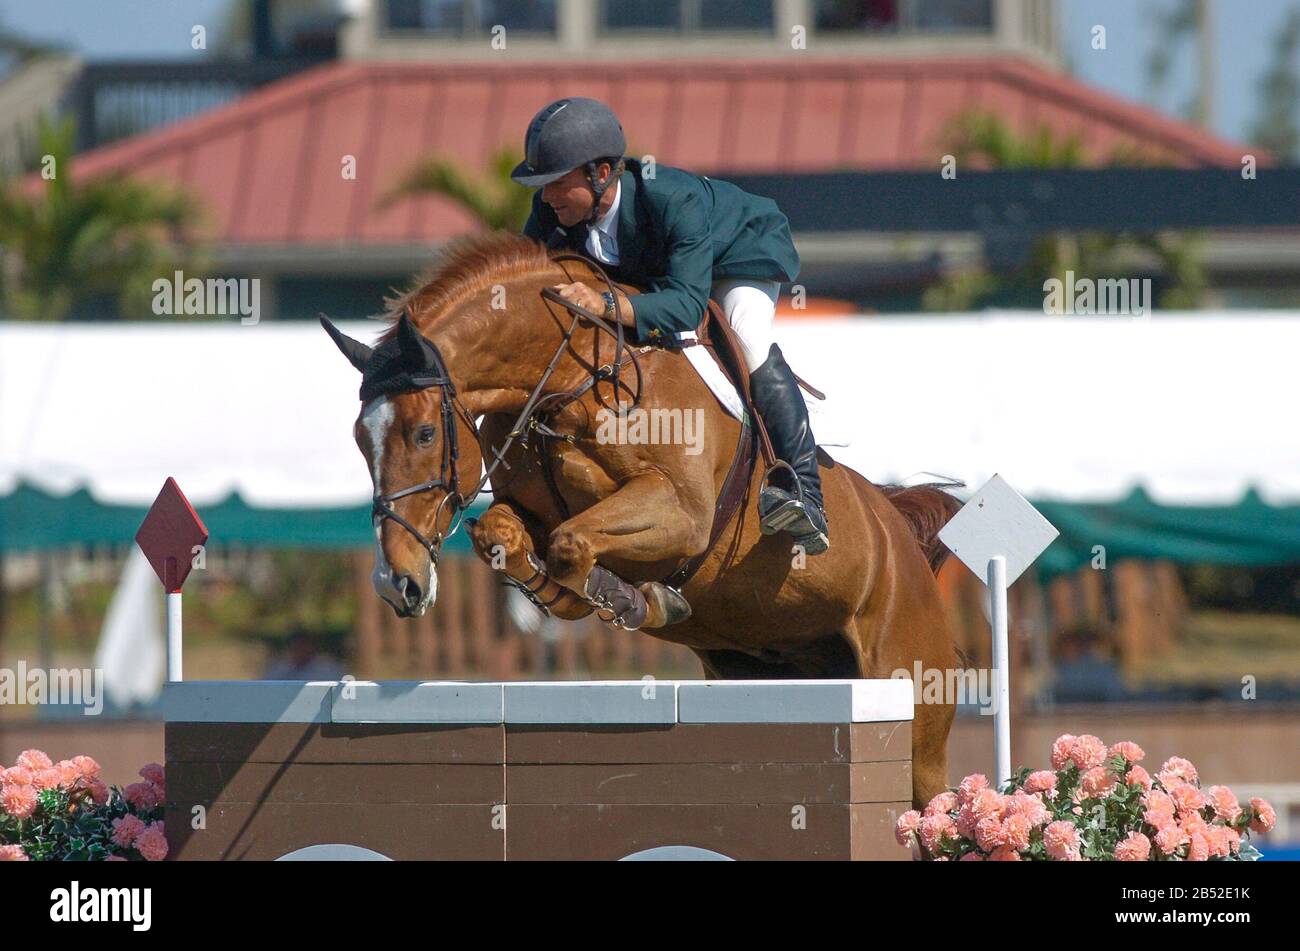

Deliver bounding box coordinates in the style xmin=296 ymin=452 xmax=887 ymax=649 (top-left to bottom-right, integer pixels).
xmin=385 ymin=0 xmax=557 ymax=34
xmin=815 ymin=0 xmax=992 ymax=33
xmin=600 ymin=0 xmax=774 ymax=33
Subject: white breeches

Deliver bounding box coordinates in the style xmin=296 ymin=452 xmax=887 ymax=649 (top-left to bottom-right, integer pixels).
xmin=711 ymin=277 xmax=780 ymax=372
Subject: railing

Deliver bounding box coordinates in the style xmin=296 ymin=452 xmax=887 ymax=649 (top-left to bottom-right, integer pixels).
xmin=65 ymin=58 xmax=332 ymax=151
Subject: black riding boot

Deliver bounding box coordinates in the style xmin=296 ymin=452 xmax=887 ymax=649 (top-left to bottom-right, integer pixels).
xmin=750 ymin=343 xmax=829 ymax=555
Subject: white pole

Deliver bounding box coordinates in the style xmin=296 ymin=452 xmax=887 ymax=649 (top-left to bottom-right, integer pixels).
xmin=167 ymin=591 xmax=183 ymax=682
xmin=988 ymin=555 xmax=1011 ymax=787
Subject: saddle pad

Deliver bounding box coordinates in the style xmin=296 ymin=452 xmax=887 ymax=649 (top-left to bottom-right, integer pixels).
xmin=675 ymin=331 xmax=851 ymax=448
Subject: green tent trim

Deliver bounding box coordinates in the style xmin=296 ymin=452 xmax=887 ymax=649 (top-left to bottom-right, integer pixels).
xmin=2 ymin=481 xmax=1297 ymax=577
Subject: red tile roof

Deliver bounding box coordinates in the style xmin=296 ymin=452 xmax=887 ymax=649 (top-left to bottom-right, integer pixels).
xmin=69 ymin=57 xmax=1256 ymax=247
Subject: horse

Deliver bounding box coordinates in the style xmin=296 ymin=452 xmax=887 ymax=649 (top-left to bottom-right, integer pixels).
xmin=321 ymin=232 xmax=960 ymax=808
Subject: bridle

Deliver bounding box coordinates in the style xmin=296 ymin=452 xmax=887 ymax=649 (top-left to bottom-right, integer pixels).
xmin=371 ymin=253 xmax=645 ymax=567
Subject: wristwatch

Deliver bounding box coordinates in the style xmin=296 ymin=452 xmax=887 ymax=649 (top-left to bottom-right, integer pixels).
xmin=600 ymin=291 xmax=617 ymax=320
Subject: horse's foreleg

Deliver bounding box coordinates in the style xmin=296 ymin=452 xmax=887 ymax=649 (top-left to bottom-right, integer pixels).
xmin=468 ymin=499 xmax=594 ymax=621
xmin=545 ymin=472 xmax=705 ymax=629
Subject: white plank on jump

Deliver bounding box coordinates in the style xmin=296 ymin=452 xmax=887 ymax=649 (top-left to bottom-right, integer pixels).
xmin=163 ymin=680 xmax=334 ymax=723
xmin=330 ymin=681 xmax=504 ymax=723
xmin=503 ymin=680 xmax=677 ymax=724
xmin=676 ymin=679 xmax=914 ymax=723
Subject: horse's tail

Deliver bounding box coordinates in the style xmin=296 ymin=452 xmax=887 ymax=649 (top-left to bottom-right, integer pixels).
xmin=879 ymin=480 xmax=964 ymax=575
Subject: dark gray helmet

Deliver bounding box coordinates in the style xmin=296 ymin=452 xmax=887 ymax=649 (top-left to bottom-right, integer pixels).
xmin=510 ymin=97 xmax=626 ymax=187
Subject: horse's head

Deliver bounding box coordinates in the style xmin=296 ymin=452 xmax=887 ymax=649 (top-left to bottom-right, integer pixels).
xmin=321 ymin=314 xmax=479 ymax=618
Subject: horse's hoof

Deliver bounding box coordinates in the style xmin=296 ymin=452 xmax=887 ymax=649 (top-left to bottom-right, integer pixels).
xmin=639 ymin=582 xmax=692 ymax=627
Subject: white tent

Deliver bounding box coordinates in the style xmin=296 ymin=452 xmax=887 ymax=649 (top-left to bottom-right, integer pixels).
xmin=3 ymin=312 xmax=1298 ymax=509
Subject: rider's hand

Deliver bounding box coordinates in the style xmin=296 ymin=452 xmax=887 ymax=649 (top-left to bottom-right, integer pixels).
xmin=550 ymin=282 xmax=606 ymax=318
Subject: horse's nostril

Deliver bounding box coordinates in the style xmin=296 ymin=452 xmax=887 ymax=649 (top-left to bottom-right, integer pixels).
xmin=395 ymin=574 xmax=423 ymax=609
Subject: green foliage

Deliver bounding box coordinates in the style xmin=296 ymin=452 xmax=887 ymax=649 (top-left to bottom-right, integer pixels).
xmin=0 ymin=115 xmax=206 ymax=321
xmin=379 ymin=146 xmax=537 ymax=232
xmin=1248 ymin=7 xmax=1300 ymax=161
xmin=1 ymin=782 xmax=162 ymax=862
xmin=923 ymin=111 xmax=1207 ymax=313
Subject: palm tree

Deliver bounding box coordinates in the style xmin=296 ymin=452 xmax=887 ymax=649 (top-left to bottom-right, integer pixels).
xmin=0 ymin=116 xmax=204 ymax=321
xmin=378 ymin=146 xmax=536 ymax=232
xmin=923 ymin=111 xmax=1206 ymax=312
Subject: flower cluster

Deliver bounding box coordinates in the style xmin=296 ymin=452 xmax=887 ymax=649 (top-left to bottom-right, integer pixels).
xmin=0 ymin=750 xmax=167 ymax=861
xmin=896 ymin=735 xmax=1275 ymax=861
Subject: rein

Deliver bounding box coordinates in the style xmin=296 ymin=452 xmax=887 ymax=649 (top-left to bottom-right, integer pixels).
xmin=372 ymin=254 xmax=646 ymax=565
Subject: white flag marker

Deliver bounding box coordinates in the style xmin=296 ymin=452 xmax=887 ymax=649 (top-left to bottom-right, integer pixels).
xmin=938 ymin=474 xmax=1058 ymax=786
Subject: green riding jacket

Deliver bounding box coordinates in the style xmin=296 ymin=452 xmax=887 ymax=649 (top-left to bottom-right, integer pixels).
xmin=522 ymin=157 xmax=800 ymax=344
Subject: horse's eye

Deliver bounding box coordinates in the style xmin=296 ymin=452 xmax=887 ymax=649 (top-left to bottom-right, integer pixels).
xmin=415 ymin=425 xmax=436 ymax=447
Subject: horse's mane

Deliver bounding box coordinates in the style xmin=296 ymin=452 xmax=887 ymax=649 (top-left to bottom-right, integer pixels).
xmin=378 ymin=231 xmax=556 ymax=339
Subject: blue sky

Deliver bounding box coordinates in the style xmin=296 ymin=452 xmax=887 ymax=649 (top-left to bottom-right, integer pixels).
xmin=1 ymin=0 xmax=1296 ymax=145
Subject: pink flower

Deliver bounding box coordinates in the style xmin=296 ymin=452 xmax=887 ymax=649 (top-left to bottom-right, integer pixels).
xmin=1205 ymin=826 xmax=1232 ymax=859
xmin=1024 ymin=770 xmax=1057 ymax=795
xmin=1186 ymin=831 xmax=1210 ymax=862
xmin=0 ymin=844 xmax=30 ymax=861
xmin=959 ymin=851 xmax=985 ymax=861
xmin=1143 ymin=789 xmax=1175 ymax=818
xmin=1144 ymin=808 xmax=1175 ymax=831
xmin=895 ymin=810 xmax=922 ymax=847
xmin=1002 ymin=813 xmax=1032 ymax=851
xmin=55 ymin=759 xmax=81 ymax=787
xmin=1158 ymin=756 xmax=1198 ymax=788
xmin=87 ymin=779 xmax=109 ymax=806
xmin=1 ymin=783 xmax=38 ymax=819
xmin=1043 ymin=820 xmax=1081 ymax=860
xmin=31 ymin=768 xmax=62 ymax=791
xmin=1180 ymin=812 xmax=1210 ymax=839
xmin=988 ymin=846 xmax=1022 ymax=861
xmin=1006 ymin=791 xmax=1049 ymax=827
xmin=1114 ymin=832 xmax=1152 ymax=861
xmin=1153 ymin=825 xmax=1188 ymax=856
xmin=955 ymin=803 xmax=979 ymax=838
xmin=971 ymin=788 xmax=1005 ymax=820
xmin=1080 ymin=766 xmax=1117 ymax=798
xmin=1222 ymin=826 xmax=1242 ymax=854
xmin=1206 ymin=786 xmax=1241 ymax=823
xmin=139 ymin=763 xmax=165 ymax=787
xmin=111 ymin=815 xmax=148 ymax=848
xmin=918 ymin=814 xmax=957 ymax=853
xmin=957 ymin=773 xmax=989 ymax=804
xmin=924 ymin=791 xmax=958 ymax=817
xmin=1126 ymin=765 xmax=1153 ymax=791
xmin=134 ymin=822 xmax=169 ymax=862
xmin=71 ymin=755 xmax=102 ymax=780
xmin=1069 ymin=735 xmax=1108 ymax=770
xmin=975 ymin=815 xmax=1008 ymax=852
xmin=1249 ymin=798 xmax=1276 ymax=834
xmin=1108 ymin=741 xmax=1145 ymax=763
xmin=124 ymin=781 xmax=160 ymax=811
xmin=16 ymin=749 xmax=53 ymax=771
xmin=1170 ymin=783 xmax=1207 ymax=816
xmin=1050 ymin=734 xmax=1078 ymax=770
xmin=0 ymin=765 xmax=32 ymax=786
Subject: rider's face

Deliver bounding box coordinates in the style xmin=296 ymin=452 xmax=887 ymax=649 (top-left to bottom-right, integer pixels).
xmin=540 ymin=163 xmax=613 ymax=227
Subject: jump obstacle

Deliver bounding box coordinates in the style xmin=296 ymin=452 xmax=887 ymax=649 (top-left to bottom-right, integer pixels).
xmin=142 ymin=472 xmax=1056 ymax=861
xmin=164 ymin=679 xmax=914 ymax=861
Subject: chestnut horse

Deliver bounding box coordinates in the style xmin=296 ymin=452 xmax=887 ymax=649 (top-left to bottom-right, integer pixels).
xmin=323 ymin=233 xmax=960 ymax=808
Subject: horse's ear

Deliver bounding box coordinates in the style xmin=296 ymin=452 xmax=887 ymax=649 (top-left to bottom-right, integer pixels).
xmin=319 ymin=315 xmax=372 ymax=372
xmin=395 ymin=313 xmax=437 ymax=369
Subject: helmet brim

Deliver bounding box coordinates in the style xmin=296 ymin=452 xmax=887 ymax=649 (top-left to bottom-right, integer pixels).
xmin=510 ymin=160 xmax=570 ymax=187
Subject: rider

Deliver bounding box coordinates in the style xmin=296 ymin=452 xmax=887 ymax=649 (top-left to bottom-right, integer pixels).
xmin=511 ymin=97 xmax=829 ymax=555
